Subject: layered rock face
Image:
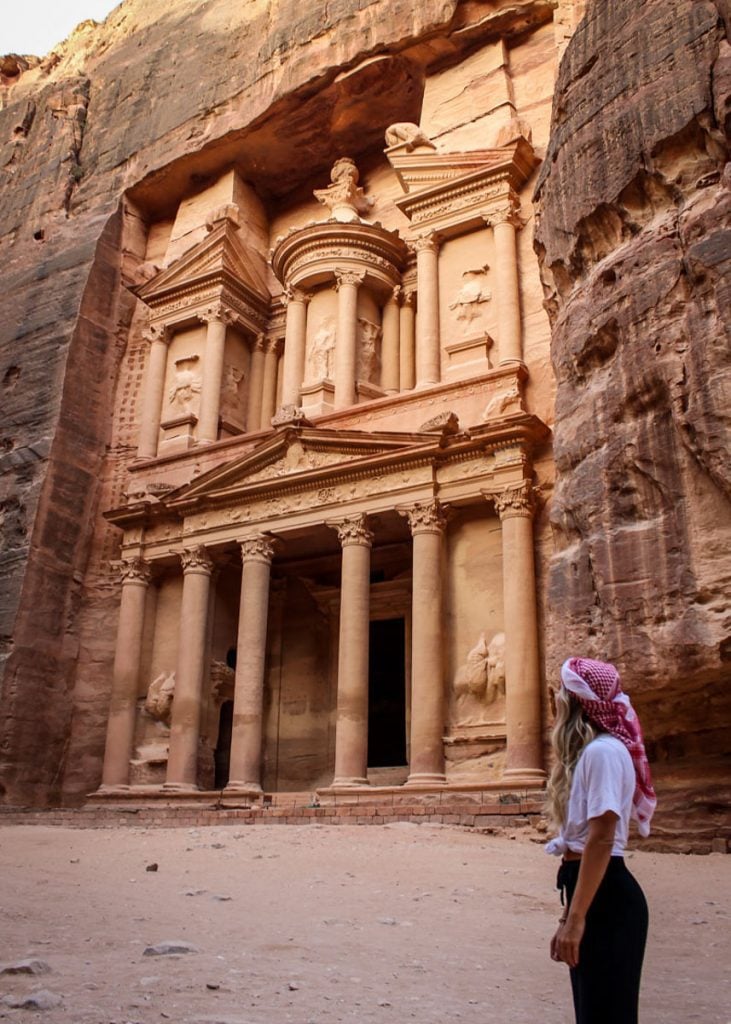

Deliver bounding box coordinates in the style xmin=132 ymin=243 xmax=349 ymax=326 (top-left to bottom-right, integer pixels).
xmin=534 ymin=0 xmax=731 ymax=825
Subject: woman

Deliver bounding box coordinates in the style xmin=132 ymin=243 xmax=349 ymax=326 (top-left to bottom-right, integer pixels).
xmin=546 ymin=657 xmax=656 ymax=1024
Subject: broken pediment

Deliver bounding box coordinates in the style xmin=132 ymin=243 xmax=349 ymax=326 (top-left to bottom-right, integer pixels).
xmin=135 ymin=210 xmax=270 ymax=332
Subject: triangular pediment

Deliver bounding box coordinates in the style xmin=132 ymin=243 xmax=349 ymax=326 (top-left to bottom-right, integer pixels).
xmin=164 ymin=427 xmax=430 ymax=510
xmin=137 ymin=218 xmax=269 ymax=306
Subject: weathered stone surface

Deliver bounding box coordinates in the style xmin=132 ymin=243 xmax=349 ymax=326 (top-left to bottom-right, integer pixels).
xmin=534 ymin=0 xmax=731 ymax=770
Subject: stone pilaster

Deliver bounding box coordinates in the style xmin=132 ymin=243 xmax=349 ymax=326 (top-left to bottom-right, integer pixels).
xmin=332 ymin=513 xmax=373 ymax=786
xmin=399 ymin=288 xmax=416 ymax=391
xmin=381 ymin=286 xmax=401 ymax=394
xmin=137 ymin=325 xmax=170 ymax=460
xmin=485 ymin=201 xmax=522 ymax=364
xmin=414 ymin=235 xmax=441 ymax=386
xmin=401 ymin=500 xmax=448 ymax=785
xmin=197 ymin=304 xmax=236 ymax=443
xmin=246 ymin=333 xmax=267 ymax=432
xmin=485 ymin=481 xmax=544 ymax=782
xmin=164 ymin=546 xmax=214 ymax=790
xmin=225 ymin=535 xmax=277 ymax=796
xmin=334 ymin=270 xmax=365 ymax=410
xmin=280 ymin=286 xmax=311 ymax=410
xmin=99 ymin=558 xmax=152 ymax=789
xmin=260 ymin=337 xmax=282 ymax=430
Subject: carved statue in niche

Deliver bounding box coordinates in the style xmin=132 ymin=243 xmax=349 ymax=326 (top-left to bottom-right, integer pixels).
xmin=144 ymin=670 xmax=175 ymax=725
xmin=384 ymin=123 xmax=436 ymax=151
xmin=220 ymin=363 xmax=246 ymax=421
xmin=357 ymin=318 xmax=382 ymax=383
xmin=168 ymin=355 xmax=201 ymax=413
xmin=305 ymin=317 xmax=336 ymax=382
xmin=453 ymin=631 xmax=506 ymax=725
xmin=449 ymin=267 xmax=491 ymax=332
xmin=314 ymin=157 xmax=374 ymax=223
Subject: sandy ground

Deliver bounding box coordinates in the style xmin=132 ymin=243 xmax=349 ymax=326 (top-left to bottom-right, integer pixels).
xmin=0 ymin=824 xmax=729 ymax=1024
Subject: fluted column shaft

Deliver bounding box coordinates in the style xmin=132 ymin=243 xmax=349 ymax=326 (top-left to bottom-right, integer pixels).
xmin=399 ymin=289 xmax=416 ymax=391
xmin=334 ymin=271 xmax=364 ymax=410
xmin=332 ymin=515 xmax=373 ymax=786
xmin=198 ymin=307 xmax=233 ymax=443
xmin=137 ymin=328 xmax=169 ymax=459
xmin=225 ymin=537 xmax=276 ymax=795
xmin=246 ymin=334 xmax=266 ymax=432
xmin=260 ymin=339 xmax=281 ymax=430
xmin=165 ymin=547 xmax=214 ymax=790
xmin=280 ymin=287 xmax=309 ymax=409
xmin=415 ymin=236 xmax=440 ymax=386
xmin=100 ymin=559 xmax=152 ymax=788
xmin=381 ymin=288 xmax=400 ymax=394
xmin=402 ymin=501 xmax=447 ymax=785
xmin=488 ymin=483 xmax=544 ymax=781
xmin=492 ymin=212 xmax=522 ymax=363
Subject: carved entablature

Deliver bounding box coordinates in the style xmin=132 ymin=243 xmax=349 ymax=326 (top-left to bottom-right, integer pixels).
xmin=135 ymin=211 xmax=271 ymax=337
xmin=270 ymin=220 xmax=409 ymax=297
xmin=386 ymin=136 xmax=539 ymax=240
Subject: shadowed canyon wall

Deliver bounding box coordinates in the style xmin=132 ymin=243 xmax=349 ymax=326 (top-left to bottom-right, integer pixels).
xmin=534 ymin=0 xmax=731 ymax=821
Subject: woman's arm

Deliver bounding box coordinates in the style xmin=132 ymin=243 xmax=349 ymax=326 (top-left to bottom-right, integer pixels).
xmin=551 ymin=810 xmax=617 ymax=968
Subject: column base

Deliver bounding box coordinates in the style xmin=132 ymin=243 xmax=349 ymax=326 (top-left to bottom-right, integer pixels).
xmin=94 ymin=783 xmax=131 ymax=794
xmin=223 ymin=781 xmax=263 ymax=798
xmin=405 ymin=772 xmax=447 ymax=787
xmin=331 ymin=776 xmax=369 ymax=788
xmin=502 ymin=767 xmax=547 ymax=785
xmin=162 ymin=781 xmax=200 ymax=793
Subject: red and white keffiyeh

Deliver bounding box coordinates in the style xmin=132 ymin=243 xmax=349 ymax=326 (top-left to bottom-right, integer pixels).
xmin=561 ymin=657 xmax=657 ymax=836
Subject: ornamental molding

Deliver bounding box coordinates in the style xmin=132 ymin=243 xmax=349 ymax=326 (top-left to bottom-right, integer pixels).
xmin=271 ymin=221 xmax=408 ymax=291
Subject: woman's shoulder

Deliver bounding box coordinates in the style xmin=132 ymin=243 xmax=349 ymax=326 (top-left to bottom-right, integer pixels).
xmin=578 ymin=734 xmax=633 ymax=773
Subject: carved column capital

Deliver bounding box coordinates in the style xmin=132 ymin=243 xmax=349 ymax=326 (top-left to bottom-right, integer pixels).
xmin=388 ymin=285 xmax=402 ymax=307
xmin=334 ymin=269 xmax=366 ymax=291
xmin=267 ymin=336 xmax=284 ymax=356
xmin=240 ymin=534 xmax=278 ymax=564
xmin=485 ymin=481 xmax=535 ymax=520
xmin=198 ymin=303 xmax=237 ymax=326
xmin=253 ymin=332 xmax=267 ymax=352
xmin=179 ymin=545 xmax=214 ymax=575
xmin=118 ymin=557 xmax=152 ymax=585
xmin=412 ymin=233 xmax=440 ymax=255
xmin=483 ymin=194 xmax=522 ymax=229
xmin=142 ymin=323 xmax=170 ymax=345
xmin=401 ymin=287 xmax=416 ymax=309
xmin=283 ymin=285 xmax=311 ymax=307
xmin=400 ymin=500 xmax=448 ymax=535
xmin=332 ymin=513 xmax=374 ymax=548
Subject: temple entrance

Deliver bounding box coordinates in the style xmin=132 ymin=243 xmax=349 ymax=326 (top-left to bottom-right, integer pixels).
xmin=368 ymin=618 xmax=407 ymax=768
xmin=214 ymin=700 xmax=234 ymax=789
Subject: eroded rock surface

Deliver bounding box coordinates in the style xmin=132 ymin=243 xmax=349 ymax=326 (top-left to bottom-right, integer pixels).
xmin=534 ymin=0 xmax=731 ymax=779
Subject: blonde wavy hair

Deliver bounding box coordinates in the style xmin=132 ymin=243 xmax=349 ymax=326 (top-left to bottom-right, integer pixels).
xmin=546 ymin=687 xmax=596 ymax=829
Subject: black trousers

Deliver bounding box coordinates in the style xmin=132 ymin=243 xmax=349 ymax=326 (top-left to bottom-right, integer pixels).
xmin=557 ymin=857 xmax=648 ymax=1024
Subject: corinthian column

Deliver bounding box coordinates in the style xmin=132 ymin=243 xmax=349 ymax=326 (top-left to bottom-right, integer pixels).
xmin=401 ymin=500 xmax=447 ymax=785
xmin=260 ymin=338 xmax=282 ymax=430
xmin=334 ymin=270 xmax=364 ymax=410
xmin=399 ymin=288 xmax=416 ymax=391
xmin=225 ymin=536 xmax=276 ymax=796
xmin=198 ymin=304 xmax=235 ymax=443
xmin=280 ymin=286 xmax=310 ymax=410
xmin=414 ymin=235 xmax=441 ymax=387
xmin=381 ymin=287 xmax=400 ymax=394
xmin=332 ymin=514 xmax=373 ymax=786
xmin=99 ymin=558 xmax=152 ymax=789
xmin=137 ymin=325 xmax=169 ymax=460
xmin=488 ymin=204 xmax=523 ymax=364
xmin=246 ymin=333 xmax=266 ymax=432
xmin=164 ymin=546 xmax=214 ymax=790
xmin=485 ymin=481 xmax=544 ymax=781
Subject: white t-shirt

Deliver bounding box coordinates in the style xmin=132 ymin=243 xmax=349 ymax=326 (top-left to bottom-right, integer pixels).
xmin=546 ymin=734 xmax=635 ymax=857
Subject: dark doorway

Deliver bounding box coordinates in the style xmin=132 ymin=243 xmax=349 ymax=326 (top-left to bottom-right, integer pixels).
xmin=214 ymin=700 xmax=234 ymax=789
xmin=368 ymin=618 xmax=407 ymax=767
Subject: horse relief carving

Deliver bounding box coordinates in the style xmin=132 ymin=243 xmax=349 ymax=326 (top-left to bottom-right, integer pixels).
xmin=168 ymin=356 xmax=201 ymax=413
xmin=144 ymin=671 xmax=175 ymax=724
xmin=453 ymin=631 xmax=506 ymax=725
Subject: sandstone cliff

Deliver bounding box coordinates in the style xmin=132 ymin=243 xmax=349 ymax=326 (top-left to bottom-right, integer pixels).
xmin=534 ymin=0 xmax=731 ymax=836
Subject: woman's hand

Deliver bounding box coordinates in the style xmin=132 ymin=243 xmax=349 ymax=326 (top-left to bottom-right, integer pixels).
xmin=551 ymin=914 xmax=585 ymax=967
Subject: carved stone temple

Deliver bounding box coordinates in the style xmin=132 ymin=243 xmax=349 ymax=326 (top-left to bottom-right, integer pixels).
xmin=1 ymin=0 xmax=729 ymax=839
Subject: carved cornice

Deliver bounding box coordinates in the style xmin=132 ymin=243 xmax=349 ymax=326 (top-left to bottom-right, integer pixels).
xmin=118 ymin=557 xmax=152 ymax=585
xmin=240 ymin=534 xmax=277 ymax=564
xmin=332 ymin=513 xmax=374 ymax=547
xmin=179 ymin=545 xmax=214 ymax=574
xmin=400 ymin=500 xmax=448 ymax=535
xmin=485 ymin=480 xmax=535 ymax=520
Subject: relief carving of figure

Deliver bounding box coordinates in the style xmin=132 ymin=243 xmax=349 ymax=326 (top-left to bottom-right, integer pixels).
xmin=453 ymin=631 xmax=506 ymax=725
xmin=314 ymin=157 xmax=374 ymax=223
xmin=449 ymin=268 xmax=491 ymax=331
xmin=144 ymin=671 xmax=175 ymax=725
xmin=305 ymin=317 xmax=336 ymax=382
xmin=357 ymin=318 xmax=382 ymax=383
xmin=168 ymin=356 xmax=201 ymax=413
xmin=384 ymin=123 xmax=436 ymax=151
xmin=220 ymin=363 xmax=246 ymax=421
